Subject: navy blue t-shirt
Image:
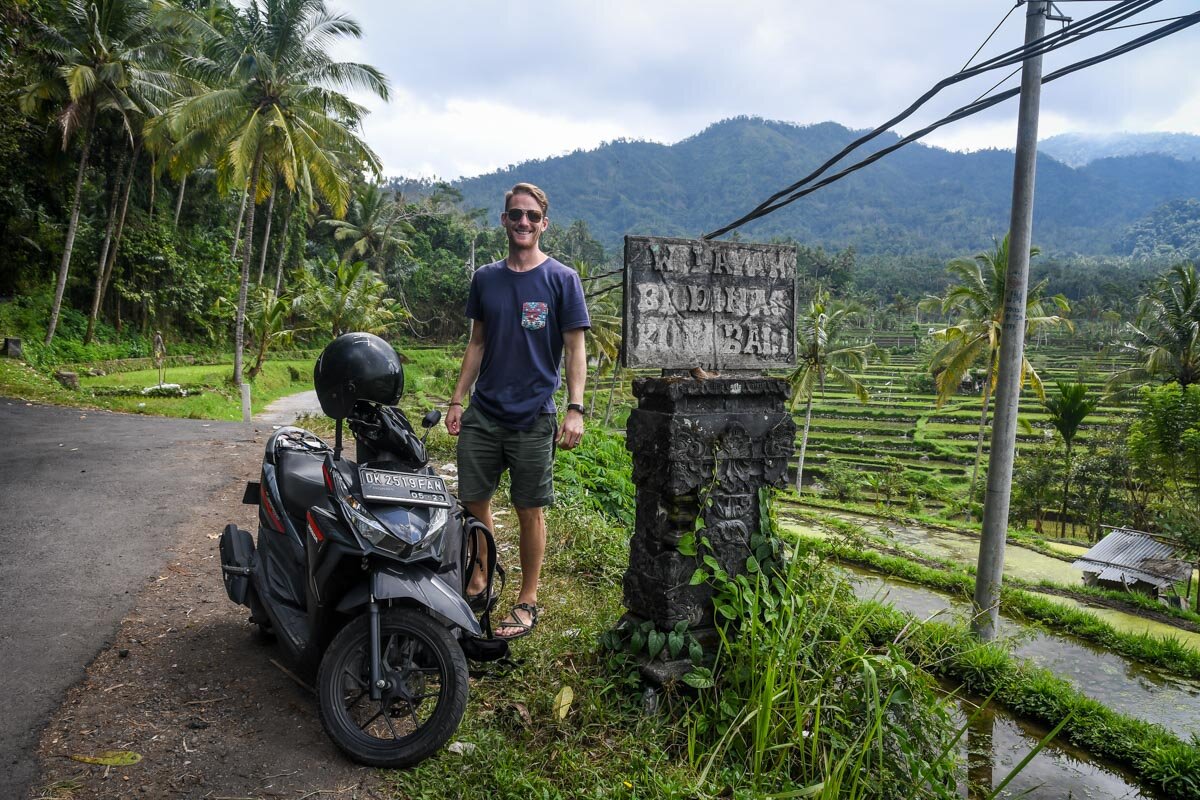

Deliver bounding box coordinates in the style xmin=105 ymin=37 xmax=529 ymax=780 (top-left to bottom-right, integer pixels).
xmin=466 ymin=257 xmax=590 ymax=430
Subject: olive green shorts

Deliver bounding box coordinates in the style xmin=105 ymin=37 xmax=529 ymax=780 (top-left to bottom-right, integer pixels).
xmin=456 ymin=404 xmax=556 ymax=508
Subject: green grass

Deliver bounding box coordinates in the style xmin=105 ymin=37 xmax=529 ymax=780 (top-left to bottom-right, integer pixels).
xmin=398 ymin=347 xmax=462 ymax=408
xmin=389 ymin=446 xmax=696 ymax=798
xmin=0 ymin=358 xmax=79 ymax=404
xmin=391 ymin=463 xmax=969 ymax=798
xmin=1 ymin=357 xmax=314 ymax=420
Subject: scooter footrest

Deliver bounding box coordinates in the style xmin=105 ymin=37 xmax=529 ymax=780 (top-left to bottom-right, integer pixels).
xmin=460 ymin=636 xmax=510 ymax=663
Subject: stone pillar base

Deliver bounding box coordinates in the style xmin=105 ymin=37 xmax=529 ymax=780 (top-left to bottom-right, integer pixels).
xmin=621 ymin=376 xmax=795 ymax=659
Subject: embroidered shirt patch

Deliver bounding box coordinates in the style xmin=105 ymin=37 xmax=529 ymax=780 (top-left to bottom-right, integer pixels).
xmin=521 ymin=301 xmax=549 ymax=330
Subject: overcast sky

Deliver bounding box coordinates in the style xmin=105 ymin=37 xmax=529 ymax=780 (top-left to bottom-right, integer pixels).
xmin=328 ymin=1 xmax=1200 ymax=181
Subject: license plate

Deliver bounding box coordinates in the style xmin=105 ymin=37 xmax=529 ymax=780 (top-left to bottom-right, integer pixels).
xmin=359 ymin=468 xmax=451 ymax=508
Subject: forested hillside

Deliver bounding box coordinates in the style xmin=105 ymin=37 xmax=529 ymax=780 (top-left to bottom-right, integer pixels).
xmin=444 ymin=117 xmax=1200 ymax=259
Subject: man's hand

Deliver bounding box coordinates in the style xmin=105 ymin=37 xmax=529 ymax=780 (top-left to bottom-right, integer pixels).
xmin=557 ymin=408 xmax=584 ymax=450
xmin=446 ymin=404 xmax=464 ymax=436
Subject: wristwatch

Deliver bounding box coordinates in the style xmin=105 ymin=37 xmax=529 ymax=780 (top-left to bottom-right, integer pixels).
xmin=566 ymin=403 xmax=586 ymax=416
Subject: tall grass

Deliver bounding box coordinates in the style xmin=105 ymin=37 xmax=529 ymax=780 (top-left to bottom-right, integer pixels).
xmin=680 ymin=494 xmax=960 ymax=798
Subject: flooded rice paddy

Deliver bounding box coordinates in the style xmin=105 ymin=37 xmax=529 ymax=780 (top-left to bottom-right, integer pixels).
xmin=951 ymin=696 xmax=1149 ymax=799
xmin=779 ymin=508 xmax=1200 ymax=797
xmin=848 ymin=568 xmax=1200 ymax=741
xmin=783 ymin=508 xmax=1200 ymax=651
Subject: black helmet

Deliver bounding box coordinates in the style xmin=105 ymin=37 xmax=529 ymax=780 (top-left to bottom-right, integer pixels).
xmin=313 ymin=332 xmax=404 ymax=419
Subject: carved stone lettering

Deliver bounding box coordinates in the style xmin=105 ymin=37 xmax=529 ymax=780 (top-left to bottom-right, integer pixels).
xmin=623 ymin=236 xmax=797 ymax=370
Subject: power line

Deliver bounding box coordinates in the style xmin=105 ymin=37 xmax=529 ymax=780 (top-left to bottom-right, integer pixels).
xmin=972 ymin=14 xmax=1191 ymax=105
xmin=705 ymin=0 xmax=1161 ymax=238
xmin=585 ymin=283 xmax=622 ymax=300
xmin=961 ymin=2 xmax=1022 ymax=72
xmin=703 ymin=9 xmax=1200 ymax=236
xmin=972 ymin=66 xmax=1023 ymax=106
xmin=579 ymin=267 xmax=623 ymax=283
xmin=1104 ymin=14 xmax=1189 ymax=29
xmin=703 ymin=0 xmax=1168 ymax=240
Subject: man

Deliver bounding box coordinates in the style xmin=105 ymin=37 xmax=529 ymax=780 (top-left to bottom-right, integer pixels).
xmin=445 ymin=183 xmax=590 ymax=639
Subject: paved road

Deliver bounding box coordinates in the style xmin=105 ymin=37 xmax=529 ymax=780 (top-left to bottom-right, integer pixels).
xmin=0 ymin=400 xmax=265 ymax=798
xmin=256 ymin=388 xmax=322 ymax=427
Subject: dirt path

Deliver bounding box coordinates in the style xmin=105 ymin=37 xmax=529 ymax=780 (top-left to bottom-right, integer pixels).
xmin=255 ymin=390 xmax=322 ymax=428
xmin=32 ymin=433 xmax=387 ymax=800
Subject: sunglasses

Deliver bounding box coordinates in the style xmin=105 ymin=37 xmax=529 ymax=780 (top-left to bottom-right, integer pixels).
xmin=504 ymin=208 xmax=544 ymax=223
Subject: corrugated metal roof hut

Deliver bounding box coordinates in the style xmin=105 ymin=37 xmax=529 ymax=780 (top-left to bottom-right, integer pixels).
xmin=1072 ymin=528 xmax=1191 ymax=604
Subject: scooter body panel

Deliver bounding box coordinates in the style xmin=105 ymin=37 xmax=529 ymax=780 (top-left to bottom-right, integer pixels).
xmin=335 ymin=564 xmax=481 ymax=637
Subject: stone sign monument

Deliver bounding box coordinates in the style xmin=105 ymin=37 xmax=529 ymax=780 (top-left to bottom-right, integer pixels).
xmin=620 ymin=236 xmax=798 ymax=680
xmin=622 ymin=236 xmax=796 ymax=371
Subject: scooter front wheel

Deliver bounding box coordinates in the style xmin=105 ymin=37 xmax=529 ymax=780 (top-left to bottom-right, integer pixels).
xmin=317 ymin=608 xmax=468 ymax=768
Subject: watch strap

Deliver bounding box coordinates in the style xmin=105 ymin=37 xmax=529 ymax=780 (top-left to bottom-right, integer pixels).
xmin=566 ymin=402 xmax=586 ymax=416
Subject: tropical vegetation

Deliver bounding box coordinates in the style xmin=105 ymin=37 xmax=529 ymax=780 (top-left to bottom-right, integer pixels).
xmin=9 ymin=4 xmax=1200 ymax=796
xmin=925 ymin=235 xmax=1070 ymax=503
xmin=787 ymin=287 xmax=874 ymax=493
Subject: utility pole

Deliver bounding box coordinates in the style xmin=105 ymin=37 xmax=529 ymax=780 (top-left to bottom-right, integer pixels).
xmin=973 ymin=0 xmax=1048 ymax=641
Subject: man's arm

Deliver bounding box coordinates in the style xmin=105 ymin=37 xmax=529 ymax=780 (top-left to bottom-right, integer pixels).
xmin=557 ymin=328 xmax=587 ymax=450
xmin=446 ymin=319 xmax=486 ymax=436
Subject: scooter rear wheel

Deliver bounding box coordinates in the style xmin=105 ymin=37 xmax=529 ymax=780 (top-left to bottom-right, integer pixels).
xmin=317 ymin=607 xmax=468 ymax=768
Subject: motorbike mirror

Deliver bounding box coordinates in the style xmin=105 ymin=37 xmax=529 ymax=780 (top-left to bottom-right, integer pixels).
xmin=421 ymin=409 xmax=441 ymax=429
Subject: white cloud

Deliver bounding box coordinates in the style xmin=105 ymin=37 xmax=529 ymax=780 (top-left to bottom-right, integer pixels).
xmin=352 ymin=90 xmax=641 ymax=179
xmin=328 ymin=0 xmax=1200 ymax=179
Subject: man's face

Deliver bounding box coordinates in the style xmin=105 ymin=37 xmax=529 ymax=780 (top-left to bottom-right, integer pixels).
xmin=503 ymin=192 xmax=547 ymax=251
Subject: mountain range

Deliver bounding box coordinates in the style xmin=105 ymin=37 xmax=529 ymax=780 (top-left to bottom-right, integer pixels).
xmin=429 ymin=118 xmax=1200 ymax=260
xmin=1040 ymin=132 xmax=1200 ymax=168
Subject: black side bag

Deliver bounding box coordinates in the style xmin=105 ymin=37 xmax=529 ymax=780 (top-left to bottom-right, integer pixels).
xmin=219 ymin=524 xmax=256 ymax=606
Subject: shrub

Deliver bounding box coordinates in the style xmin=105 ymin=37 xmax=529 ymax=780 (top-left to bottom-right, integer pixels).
xmin=554 ymin=428 xmax=635 ymax=525
xmin=819 ymin=458 xmax=864 ymax=501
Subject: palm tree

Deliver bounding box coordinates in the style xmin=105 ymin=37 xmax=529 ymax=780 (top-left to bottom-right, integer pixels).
xmin=84 ymin=107 xmax=177 ymax=344
xmin=19 ymin=0 xmax=175 ymax=345
xmin=1043 ymin=382 xmax=1099 ymax=536
xmin=1075 ymin=294 xmax=1105 ymax=324
xmin=82 ymin=141 xmax=135 ymax=345
xmin=243 ymin=286 xmax=304 ymax=380
xmin=927 ymin=235 xmax=1071 ymax=503
xmin=322 ymin=182 xmax=414 ymax=270
xmin=170 ymin=0 xmax=388 ymax=386
xmin=296 ymin=258 xmax=406 ymax=339
xmin=788 ymin=288 xmax=874 ymax=493
xmin=1109 ymin=263 xmax=1200 ymax=394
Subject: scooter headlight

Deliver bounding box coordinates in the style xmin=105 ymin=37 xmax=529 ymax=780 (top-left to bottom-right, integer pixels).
xmin=327 ymin=463 xmax=451 ymax=557
xmin=344 ymin=496 xmax=420 ymax=549
xmin=326 ymin=466 xmax=414 ymax=554
xmin=408 ymin=506 xmax=450 ymax=557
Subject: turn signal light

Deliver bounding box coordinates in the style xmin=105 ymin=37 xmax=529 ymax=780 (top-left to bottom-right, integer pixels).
xmin=306 ymin=510 xmax=325 ymax=543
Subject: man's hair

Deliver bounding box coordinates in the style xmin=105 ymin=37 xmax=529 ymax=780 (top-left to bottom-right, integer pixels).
xmin=505 ymin=182 xmax=549 ymax=215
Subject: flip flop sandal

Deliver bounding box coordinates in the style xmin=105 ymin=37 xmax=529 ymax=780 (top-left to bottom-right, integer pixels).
xmin=495 ymin=602 xmax=539 ymax=640
xmin=467 ymin=587 xmax=500 ymax=613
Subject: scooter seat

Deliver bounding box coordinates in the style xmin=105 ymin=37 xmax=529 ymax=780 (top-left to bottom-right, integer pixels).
xmin=275 ymin=448 xmax=333 ymax=520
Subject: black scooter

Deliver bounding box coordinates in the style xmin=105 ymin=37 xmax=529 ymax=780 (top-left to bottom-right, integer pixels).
xmin=219 ymin=397 xmax=504 ymax=768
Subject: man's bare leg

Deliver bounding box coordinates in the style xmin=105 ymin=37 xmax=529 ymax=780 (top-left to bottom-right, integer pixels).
xmin=494 ymin=505 xmax=546 ymax=637
xmin=464 ymin=498 xmax=493 ymax=596
xmin=512 ymin=505 xmax=546 ymax=606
